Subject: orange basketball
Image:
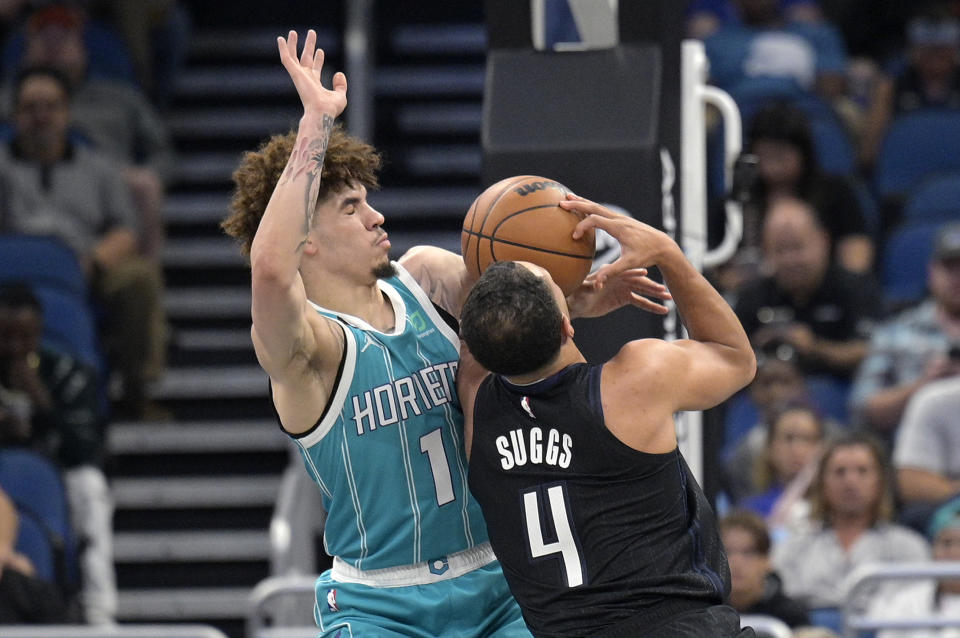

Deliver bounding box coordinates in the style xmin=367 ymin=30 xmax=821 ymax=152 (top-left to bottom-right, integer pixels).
xmin=461 ymin=175 xmax=595 ymax=296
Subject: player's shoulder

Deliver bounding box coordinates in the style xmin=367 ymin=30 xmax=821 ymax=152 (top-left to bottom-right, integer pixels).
xmin=398 ymin=245 xmax=460 ymax=272
xmin=605 ymin=338 xmax=681 ymax=383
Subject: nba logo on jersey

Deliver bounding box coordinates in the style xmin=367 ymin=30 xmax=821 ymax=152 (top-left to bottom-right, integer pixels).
xmin=521 ymin=396 xmax=536 ymax=419
xmin=326 ymin=588 xmax=340 ymax=612
xmin=428 ymin=557 xmax=449 ymax=576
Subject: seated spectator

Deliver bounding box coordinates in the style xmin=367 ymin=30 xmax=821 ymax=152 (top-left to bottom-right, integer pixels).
xmin=84 ymin=0 xmax=190 ymax=108
xmin=0 ymin=483 xmax=70 ymax=624
xmin=3 ymin=3 xmax=175 ymax=258
xmin=748 ymin=102 xmax=873 ymax=273
xmin=742 ymin=404 xmax=824 ymax=536
xmin=735 ymin=196 xmax=881 ymax=381
xmin=861 ymin=8 xmax=960 ymax=170
xmin=0 ymin=283 xmax=115 ymax=624
xmin=773 ymin=432 xmax=930 ymax=612
xmin=849 ymin=222 xmax=960 ymax=433
xmin=723 ymin=343 xmax=810 ymax=503
xmin=865 ymin=494 xmax=960 ymax=638
xmin=703 ymin=0 xmax=848 ymax=102
xmin=894 ymin=376 xmax=960 ymax=534
xmin=721 ymin=509 xmax=811 ymax=627
xmin=0 ymin=65 xmax=167 ymax=420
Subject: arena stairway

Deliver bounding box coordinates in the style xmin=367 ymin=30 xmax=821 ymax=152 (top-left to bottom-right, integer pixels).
xmin=105 ymin=3 xmax=486 ymax=636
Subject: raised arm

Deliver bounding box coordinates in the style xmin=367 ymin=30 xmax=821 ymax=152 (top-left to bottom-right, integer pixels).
xmin=563 ymin=195 xmax=756 ymax=414
xmin=249 ymin=30 xmax=346 ymax=382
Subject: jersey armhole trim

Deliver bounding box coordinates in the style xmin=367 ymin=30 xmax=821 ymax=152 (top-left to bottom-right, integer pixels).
xmin=270 ymin=322 xmax=356 ymax=448
xmin=393 ymin=262 xmax=461 ymax=350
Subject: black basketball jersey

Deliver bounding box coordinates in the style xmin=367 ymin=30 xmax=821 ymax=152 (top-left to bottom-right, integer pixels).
xmin=468 ymin=363 xmax=732 ymax=637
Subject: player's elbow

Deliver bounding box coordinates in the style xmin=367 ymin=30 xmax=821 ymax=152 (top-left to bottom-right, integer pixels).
xmin=250 ymin=246 xmax=295 ymax=290
xmin=726 ymin=345 xmax=757 ymax=392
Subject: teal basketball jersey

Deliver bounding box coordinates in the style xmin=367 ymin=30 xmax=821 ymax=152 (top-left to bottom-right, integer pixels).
xmin=292 ymin=264 xmax=489 ymax=570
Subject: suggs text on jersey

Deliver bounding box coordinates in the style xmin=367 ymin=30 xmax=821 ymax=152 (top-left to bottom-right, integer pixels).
xmin=496 ymin=427 xmax=573 ymax=470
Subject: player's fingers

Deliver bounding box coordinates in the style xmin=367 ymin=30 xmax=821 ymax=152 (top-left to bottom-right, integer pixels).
xmin=286 ymin=30 xmax=298 ymax=58
xmin=571 ymin=213 xmax=619 ymax=240
xmin=592 ymin=259 xmax=632 ymax=284
xmin=332 ymin=71 xmax=348 ymax=95
xmin=300 ymin=29 xmax=317 ymax=66
xmin=630 ymin=293 xmax=670 ymax=315
xmin=560 ymin=197 xmax=617 ymax=220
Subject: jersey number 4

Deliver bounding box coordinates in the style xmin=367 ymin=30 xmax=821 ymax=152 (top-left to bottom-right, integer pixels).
xmin=523 ymin=484 xmax=585 ymax=587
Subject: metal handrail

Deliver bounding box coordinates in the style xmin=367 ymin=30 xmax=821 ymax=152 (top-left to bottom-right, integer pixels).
xmin=842 ymin=561 xmax=960 ymax=638
xmin=739 ymin=614 xmax=793 ymax=638
xmin=680 ymin=39 xmax=743 ymax=271
xmin=246 ymin=574 xmax=319 ymax=637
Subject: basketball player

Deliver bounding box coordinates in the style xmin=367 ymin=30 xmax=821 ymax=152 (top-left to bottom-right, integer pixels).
xmin=458 ymin=196 xmax=758 ymax=637
xmin=221 ymin=30 xmax=660 ymax=636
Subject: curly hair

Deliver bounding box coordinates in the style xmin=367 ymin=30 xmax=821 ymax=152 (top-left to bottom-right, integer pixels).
xmin=222 ymin=126 xmax=382 ymax=257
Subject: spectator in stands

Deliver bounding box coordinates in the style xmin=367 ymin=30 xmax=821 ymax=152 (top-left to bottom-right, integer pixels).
xmin=721 ymin=509 xmax=811 ymax=627
xmin=734 ymin=196 xmax=880 ymax=381
xmin=0 ymin=484 xmax=70 ymax=623
xmin=773 ymin=432 xmax=930 ymax=613
xmin=0 ymin=283 xmax=115 ymax=624
xmin=688 ymin=0 xmax=823 ymax=40
xmin=849 ymin=221 xmax=960 ymax=433
xmin=5 ymin=3 xmax=175 ymax=258
xmin=84 ymin=0 xmax=190 ymax=108
xmin=746 ymin=102 xmax=873 ymax=274
xmin=866 ymin=495 xmax=960 ymax=638
xmin=723 ymin=343 xmax=810 ymax=504
xmin=893 ymin=376 xmax=960 ymax=534
xmin=742 ymin=404 xmax=824 ymax=532
xmin=0 ymin=65 xmax=167 ymax=421
xmin=861 ymin=7 xmax=960 ymax=170
xmin=702 ymin=0 xmax=848 ymax=102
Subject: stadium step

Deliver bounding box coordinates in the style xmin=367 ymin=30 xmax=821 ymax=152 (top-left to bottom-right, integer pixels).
xmin=120 ymin=3 xmax=487 ymax=635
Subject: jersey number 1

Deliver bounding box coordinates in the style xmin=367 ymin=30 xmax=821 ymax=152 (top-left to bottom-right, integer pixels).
xmin=420 ymin=428 xmax=454 ymax=506
xmin=523 ymin=484 xmax=584 ymax=587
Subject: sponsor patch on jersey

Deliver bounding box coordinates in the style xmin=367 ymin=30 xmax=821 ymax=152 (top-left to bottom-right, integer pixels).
xmin=521 ymin=396 xmax=536 ymax=419
xmin=326 ymin=588 xmax=340 ymax=612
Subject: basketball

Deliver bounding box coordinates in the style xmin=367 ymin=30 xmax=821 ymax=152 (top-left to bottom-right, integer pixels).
xmin=461 ymin=175 xmax=596 ymax=296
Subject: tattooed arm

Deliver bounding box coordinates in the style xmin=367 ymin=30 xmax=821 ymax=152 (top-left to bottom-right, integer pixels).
xmin=248 ymin=30 xmax=347 ymax=431
xmin=399 ymin=246 xmax=476 ymax=319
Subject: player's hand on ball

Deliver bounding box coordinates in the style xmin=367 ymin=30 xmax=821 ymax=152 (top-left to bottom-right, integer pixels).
xmin=562 ymin=194 xmax=676 ymax=286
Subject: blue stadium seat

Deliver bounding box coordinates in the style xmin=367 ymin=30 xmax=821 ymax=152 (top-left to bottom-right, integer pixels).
xmin=32 ymin=286 xmax=103 ymax=372
xmin=901 ymin=173 xmax=960 ymax=225
xmin=882 ymin=221 xmax=943 ymax=307
xmin=722 ymin=390 xmax=759 ymax=459
xmin=807 ymin=375 xmax=851 ymax=425
xmin=0 ymin=448 xmax=78 ymax=587
xmin=874 ymin=109 xmax=960 ymax=200
xmin=0 ymin=234 xmax=88 ymax=298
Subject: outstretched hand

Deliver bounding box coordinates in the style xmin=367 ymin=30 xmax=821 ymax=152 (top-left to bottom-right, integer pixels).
xmin=277 ymin=29 xmax=347 ymax=118
xmin=567 ymin=267 xmax=672 ymax=319
xmin=561 ymin=194 xmax=678 ymax=287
